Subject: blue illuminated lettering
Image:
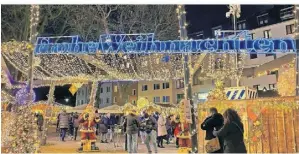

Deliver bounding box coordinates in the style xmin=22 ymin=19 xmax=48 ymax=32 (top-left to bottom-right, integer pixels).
xmin=34 ymin=32 xmax=296 ymax=55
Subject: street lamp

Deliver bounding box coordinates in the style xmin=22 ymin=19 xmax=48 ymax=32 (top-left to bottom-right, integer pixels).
xmin=65 ymin=98 xmax=69 ymax=102
xmin=226 ymin=5 xmax=241 ymax=87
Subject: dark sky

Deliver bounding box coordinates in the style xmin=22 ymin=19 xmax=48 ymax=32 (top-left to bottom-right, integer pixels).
xmin=185 ymin=5 xmax=274 ymax=34
xmin=33 ymin=5 xmax=275 ymax=106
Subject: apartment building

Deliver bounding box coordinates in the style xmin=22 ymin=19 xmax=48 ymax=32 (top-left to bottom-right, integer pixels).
xmin=112 ymin=81 xmax=138 ymax=106
xmin=75 ymin=84 xmax=91 ymax=106
xmin=96 ymin=82 xmax=113 ymax=109
xmin=138 ymin=80 xmax=175 ymax=104
xmin=186 ymin=5 xmax=297 ymax=100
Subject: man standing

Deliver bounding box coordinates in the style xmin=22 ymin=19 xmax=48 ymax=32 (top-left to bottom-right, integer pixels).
xmin=126 ymin=110 xmax=139 ymax=153
xmin=140 ymin=112 xmax=158 ymax=154
xmin=59 ymin=110 xmax=69 ymax=142
xmin=200 ymin=107 xmax=224 ymax=153
xmin=139 ymin=111 xmax=146 ymax=144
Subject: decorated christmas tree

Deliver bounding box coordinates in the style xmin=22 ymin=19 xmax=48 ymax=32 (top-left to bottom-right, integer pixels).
xmin=6 ymin=105 xmax=39 ymax=153
xmin=277 ymin=62 xmax=295 ymax=96
xmin=207 ymin=80 xmax=227 ymax=101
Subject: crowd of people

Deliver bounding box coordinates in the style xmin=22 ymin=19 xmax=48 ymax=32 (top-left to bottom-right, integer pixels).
xmin=55 ymin=107 xmax=247 ymax=153
xmin=122 ymin=110 xmax=187 ymax=153
xmin=56 ymin=110 xmax=119 ymax=142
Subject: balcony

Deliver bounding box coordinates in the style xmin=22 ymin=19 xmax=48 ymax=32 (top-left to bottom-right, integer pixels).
xmin=280 ymin=6 xmax=294 ymax=21
xmin=241 ymin=74 xmax=277 ymax=88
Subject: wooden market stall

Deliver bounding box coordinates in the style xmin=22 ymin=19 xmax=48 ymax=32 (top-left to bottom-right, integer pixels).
xmin=197 ymin=96 xmax=299 ymax=153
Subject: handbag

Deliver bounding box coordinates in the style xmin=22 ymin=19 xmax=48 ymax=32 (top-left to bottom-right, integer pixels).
xmin=205 ymin=137 xmax=221 ymax=153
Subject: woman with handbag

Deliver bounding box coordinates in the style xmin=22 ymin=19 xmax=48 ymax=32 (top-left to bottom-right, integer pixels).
xmin=201 ymin=107 xmax=224 ymax=153
xmin=213 ymin=108 xmax=247 ymax=153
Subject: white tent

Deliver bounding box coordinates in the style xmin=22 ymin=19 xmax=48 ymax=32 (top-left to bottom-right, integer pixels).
xmin=98 ymin=105 xmax=122 ymax=114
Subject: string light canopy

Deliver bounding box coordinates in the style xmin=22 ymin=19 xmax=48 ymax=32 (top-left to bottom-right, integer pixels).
xmin=1 ymin=40 xmax=205 ymax=85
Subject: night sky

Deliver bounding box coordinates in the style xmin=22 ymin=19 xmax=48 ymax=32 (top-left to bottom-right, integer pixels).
xmin=33 ymin=5 xmax=274 ymax=105
xmin=185 ymin=5 xmax=274 ymax=34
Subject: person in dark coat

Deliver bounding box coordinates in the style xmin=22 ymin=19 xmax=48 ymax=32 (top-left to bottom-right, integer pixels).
xmin=73 ymin=113 xmax=80 ymax=141
xmin=126 ymin=110 xmax=139 ymax=153
xmin=99 ymin=114 xmax=109 ymax=143
xmin=213 ymin=108 xmax=247 ymax=153
xmin=201 ymin=107 xmax=224 ymax=153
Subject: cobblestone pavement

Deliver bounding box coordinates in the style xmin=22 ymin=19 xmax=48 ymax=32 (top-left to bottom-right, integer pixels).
xmin=40 ymin=126 xmax=178 ymax=153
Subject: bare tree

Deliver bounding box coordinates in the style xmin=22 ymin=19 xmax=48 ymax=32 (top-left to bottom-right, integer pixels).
xmin=111 ymin=5 xmax=178 ymax=40
xmin=1 ymin=5 xmax=31 ymax=41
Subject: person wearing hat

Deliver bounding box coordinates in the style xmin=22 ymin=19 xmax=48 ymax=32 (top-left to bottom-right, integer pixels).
xmin=126 ymin=110 xmax=139 ymax=153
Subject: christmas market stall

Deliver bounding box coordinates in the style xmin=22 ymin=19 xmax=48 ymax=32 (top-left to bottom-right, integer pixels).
xmin=197 ymin=97 xmax=299 ymax=153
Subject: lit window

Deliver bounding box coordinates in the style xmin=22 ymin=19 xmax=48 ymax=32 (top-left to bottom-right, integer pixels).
xmin=153 ymin=83 xmax=160 ymax=90
xmin=114 ymin=97 xmax=116 ymax=103
xmin=176 ymin=79 xmax=184 ymax=89
xmin=257 ymin=14 xmax=269 ymax=26
xmin=162 ymin=82 xmax=170 ymax=89
xmin=263 ymin=30 xmax=271 ymax=38
xmin=114 ymin=85 xmax=118 ymax=92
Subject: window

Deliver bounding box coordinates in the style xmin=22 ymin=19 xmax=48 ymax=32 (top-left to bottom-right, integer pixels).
xmin=99 ymin=98 xmax=102 ymax=104
xmin=132 ymin=100 xmax=136 ymax=105
xmin=263 ymin=30 xmax=271 ymax=38
xmin=257 ymin=14 xmax=269 ymax=25
xmin=286 ymin=24 xmax=295 ymax=35
xmin=142 ymin=85 xmax=148 ymax=91
xmin=100 ymin=88 xmax=103 ymax=93
xmin=106 ymin=98 xmax=110 ymax=104
xmin=250 ymin=33 xmax=255 ymax=39
xmin=114 ymin=97 xmax=117 ymax=103
xmin=177 ymin=94 xmax=184 ymax=103
xmin=153 ymin=96 xmax=160 ymax=103
xmin=106 ymin=87 xmax=111 ymax=92
xmin=176 ymin=79 xmax=184 ymax=89
xmin=153 ymin=83 xmax=160 ymax=90
xmin=270 ymin=70 xmax=279 ymax=80
xmin=215 ymin=58 xmax=223 ymax=69
xmin=114 ymin=85 xmax=118 ymax=92
xmin=132 ymin=89 xmax=136 ymax=95
xmin=82 ymin=90 xmax=85 ymax=96
xmin=76 ymin=100 xmax=79 ymax=105
xmin=250 ymin=52 xmax=258 ymax=59
xmin=81 ymin=100 xmax=84 ymax=105
xmin=253 ymin=85 xmax=260 ymax=91
xmin=162 ymin=82 xmax=170 ymax=89
xmin=269 ymin=84 xmax=276 ymax=90
xmin=237 ymin=22 xmax=246 ymax=30
xmin=213 ymin=29 xmax=221 ymax=37
xmin=162 ymin=96 xmax=170 ymax=103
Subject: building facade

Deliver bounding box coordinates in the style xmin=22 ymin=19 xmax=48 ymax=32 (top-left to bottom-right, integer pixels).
xmin=112 ymin=81 xmax=138 ymax=106
xmin=96 ymin=82 xmax=113 ymax=109
xmin=137 ymin=80 xmax=175 ymax=104
xmin=75 ymin=84 xmax=91 ymax=106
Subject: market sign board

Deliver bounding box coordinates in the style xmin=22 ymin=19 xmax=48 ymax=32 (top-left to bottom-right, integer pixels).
xmin=34 ymin=31 xmax=296 ymax=55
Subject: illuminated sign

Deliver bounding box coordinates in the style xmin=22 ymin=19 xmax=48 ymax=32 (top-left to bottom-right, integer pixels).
xmin=34 ymin=31 xmax=296 ymax=55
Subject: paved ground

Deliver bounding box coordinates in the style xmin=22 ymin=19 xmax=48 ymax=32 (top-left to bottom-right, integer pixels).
xmin=40 ymin=126 xmax=178 ymax=153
